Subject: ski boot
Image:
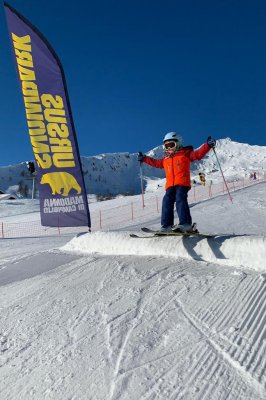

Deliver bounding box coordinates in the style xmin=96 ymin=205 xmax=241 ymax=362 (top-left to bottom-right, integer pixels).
xmin=172 ymin=223 xmax=198 ymax=233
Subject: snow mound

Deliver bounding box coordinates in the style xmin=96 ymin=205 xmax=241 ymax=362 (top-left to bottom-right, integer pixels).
xmin=62 ymin=231 xmax=266 ymax=272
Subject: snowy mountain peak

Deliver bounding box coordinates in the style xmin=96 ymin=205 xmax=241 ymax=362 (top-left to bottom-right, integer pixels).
xmin=0 ymin=138 xmax=265 ymax=197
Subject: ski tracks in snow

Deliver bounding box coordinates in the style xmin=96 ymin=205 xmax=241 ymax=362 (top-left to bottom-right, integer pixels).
xmin=105 ymin=259 xmax=192 ymax=399
xmin=102 ymin=257 xmax=266 ymax=400
xmin=107 ymin=262 xmax=174 ymax=399
xmin=171 ymin=271 xmax=266 ymax=400
xmin=1 ymin=251 xmax=266 ymax=399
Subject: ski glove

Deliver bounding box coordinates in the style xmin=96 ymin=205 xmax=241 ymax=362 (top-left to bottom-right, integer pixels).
xmin=137 ymin=151 xmax=145 ymax=163
xmin=207 ymin=136 xmax=216 ymax=148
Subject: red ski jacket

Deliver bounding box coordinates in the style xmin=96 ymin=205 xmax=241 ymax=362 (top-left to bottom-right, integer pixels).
xmin=143 ymin=144 xmax=211 ymax=190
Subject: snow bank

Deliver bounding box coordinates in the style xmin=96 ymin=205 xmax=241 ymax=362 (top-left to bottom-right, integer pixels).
xmin=62 ymin=231 xmax=266 ymax=272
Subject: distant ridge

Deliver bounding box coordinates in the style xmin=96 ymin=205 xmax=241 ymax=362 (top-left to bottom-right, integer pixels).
xmin=0 ymin=139 xmax=265 ymax=197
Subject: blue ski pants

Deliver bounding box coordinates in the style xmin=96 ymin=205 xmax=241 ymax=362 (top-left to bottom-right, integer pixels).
xmin=161 ymin=185 xmax=192 ymax=227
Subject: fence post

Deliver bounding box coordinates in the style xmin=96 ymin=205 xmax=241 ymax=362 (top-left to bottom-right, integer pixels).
xmin=156 ymin=196 xmax=159 ymax=213
xmin=131 ymin=203 xmax=134 ymax=221
xmin=99 ymin=210 xmax=102 ymax=229
xmin=1 ymin=222 xmax=4 ymax=239
xmin=209 ymin=182 xmax=212 ymax=198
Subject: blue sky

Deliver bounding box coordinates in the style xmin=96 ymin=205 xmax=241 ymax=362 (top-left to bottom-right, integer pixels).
xmin=1 ymin=0 xmax=266 ymax=166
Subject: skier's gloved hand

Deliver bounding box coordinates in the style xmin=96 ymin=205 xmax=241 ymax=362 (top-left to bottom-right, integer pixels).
xmin=137 ymin=151 xmax=145 ymax=163
xmin=207 ymin=136 xmax=216 ymax=148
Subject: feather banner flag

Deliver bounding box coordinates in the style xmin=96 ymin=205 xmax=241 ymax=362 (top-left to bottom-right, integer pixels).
xmin=4 ymin=2 xmax=91 ymax=228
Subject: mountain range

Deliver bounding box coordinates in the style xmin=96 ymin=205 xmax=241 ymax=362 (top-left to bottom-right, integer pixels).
xmin=0 ymin=138 xmax=265 ymax=197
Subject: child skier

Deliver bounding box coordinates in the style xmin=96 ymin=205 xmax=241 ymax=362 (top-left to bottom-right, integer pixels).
xmin=138 ymin=132 xmax=216 ymax=232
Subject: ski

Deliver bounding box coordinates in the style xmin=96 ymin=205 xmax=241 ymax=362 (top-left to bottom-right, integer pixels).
xmin=130 ymin=233 xmax=154 ymax=238
xmin=131 ymin=230 xmax=216 ymax=239
xmin=141 ymin=227 xmax=158 ymax=233
xmin=141 ymin=223 xmax=198 ymax=234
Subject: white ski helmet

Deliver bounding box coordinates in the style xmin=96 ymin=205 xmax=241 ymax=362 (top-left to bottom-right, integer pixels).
xmin=163 ymin=132 xmax=183 ymax=148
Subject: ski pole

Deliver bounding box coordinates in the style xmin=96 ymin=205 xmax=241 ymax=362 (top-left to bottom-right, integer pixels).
xmin=139 ymin=162 xmax=145 ymax=208
xmin=212 ymin=148 xmax=233 ymax=203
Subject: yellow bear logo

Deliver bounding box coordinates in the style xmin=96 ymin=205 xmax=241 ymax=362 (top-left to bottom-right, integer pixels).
xmin=40 ymin=172 xmax=81 ymax=196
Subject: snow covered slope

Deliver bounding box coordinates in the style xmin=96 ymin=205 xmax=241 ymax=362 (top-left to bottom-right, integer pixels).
xmin=0 ymin=138 xmax=266 ymax=196
xmin=0 ymin=182 xmax=266 ymax=399
xmin=192 ymin=138 xmax=266 ymax=183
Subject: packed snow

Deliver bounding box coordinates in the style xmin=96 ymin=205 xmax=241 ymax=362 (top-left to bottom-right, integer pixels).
xmin=0 ymin=174 xmax=266 ymax=399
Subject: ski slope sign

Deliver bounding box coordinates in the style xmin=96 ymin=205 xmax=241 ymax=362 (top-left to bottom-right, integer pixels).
xmin=4 ymin=2 xmax=91 ymax=228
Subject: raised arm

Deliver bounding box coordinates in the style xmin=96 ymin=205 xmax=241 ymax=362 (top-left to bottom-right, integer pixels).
xmin=190 ymin=137 xmax=216 ymax=161
xmin=189 ymin=140 xmax=215 ymax=161
xmin=143 ymin=155 xmax=164 ymax=169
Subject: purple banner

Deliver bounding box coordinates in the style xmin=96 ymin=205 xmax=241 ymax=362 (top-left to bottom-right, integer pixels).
xmin=4 ymin=3 xmax=91 ymax=228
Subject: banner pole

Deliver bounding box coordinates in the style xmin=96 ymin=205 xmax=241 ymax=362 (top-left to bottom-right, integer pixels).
xmin=139 ymin=163 xmax=145 ymax=208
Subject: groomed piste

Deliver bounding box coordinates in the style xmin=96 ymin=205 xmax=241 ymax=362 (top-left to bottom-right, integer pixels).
xmin=1 ymin=181 xmax=266 ymax=400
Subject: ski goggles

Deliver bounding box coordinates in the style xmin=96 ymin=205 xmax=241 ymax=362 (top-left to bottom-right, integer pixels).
xmin=164 ymin=140 xmax=177 ymax=149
